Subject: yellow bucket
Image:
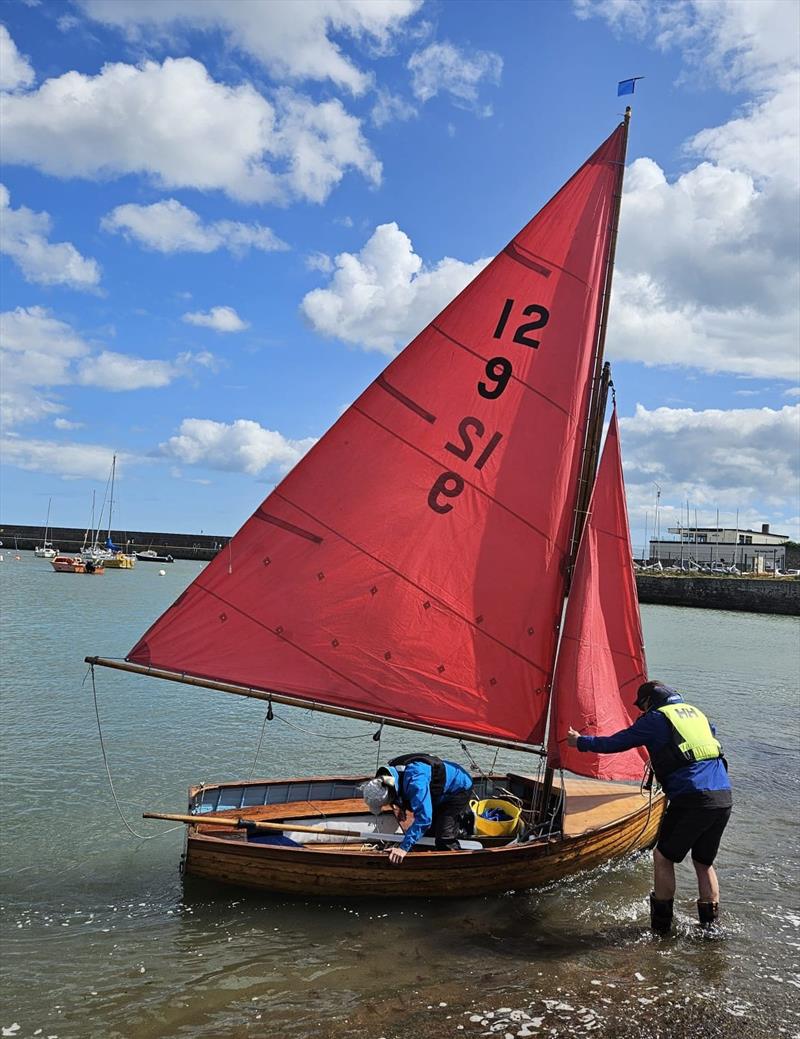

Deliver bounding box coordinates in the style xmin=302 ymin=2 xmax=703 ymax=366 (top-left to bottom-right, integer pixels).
xmin=470 ymin=798 xmax=521 ymax=837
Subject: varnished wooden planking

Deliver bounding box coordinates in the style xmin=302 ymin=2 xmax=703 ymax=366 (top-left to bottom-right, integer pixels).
xmin=183 ymin=794 xmax=665 ymax=898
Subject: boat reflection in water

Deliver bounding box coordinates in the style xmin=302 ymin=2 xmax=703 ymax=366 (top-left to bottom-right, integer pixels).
xmin=88 ymin=107 xmax=665 ymax=899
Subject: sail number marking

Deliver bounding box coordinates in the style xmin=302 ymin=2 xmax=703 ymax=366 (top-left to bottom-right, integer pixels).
xmin=427 ymin=298 xmax=549 ymax=514
xmin=429 ymin=419 xmax=504 ymax=513
xmin=493 ymin=297 xmax=550 ymax=350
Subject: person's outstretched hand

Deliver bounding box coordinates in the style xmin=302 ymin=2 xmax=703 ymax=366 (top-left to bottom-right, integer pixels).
xmin=567 ymin=727 xmax=581 ymax=747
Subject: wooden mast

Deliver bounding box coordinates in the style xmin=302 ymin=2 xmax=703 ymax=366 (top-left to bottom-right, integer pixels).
xmin=536 ymin=106 xmax=632 ymax=821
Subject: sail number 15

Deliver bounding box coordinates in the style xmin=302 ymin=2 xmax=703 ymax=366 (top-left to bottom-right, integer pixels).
xmin=427 ymin=298 xmax=550 ymax=514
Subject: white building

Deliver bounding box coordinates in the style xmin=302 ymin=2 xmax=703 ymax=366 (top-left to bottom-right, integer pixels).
xmin=648 ymin=523 xmax=788 ymax=571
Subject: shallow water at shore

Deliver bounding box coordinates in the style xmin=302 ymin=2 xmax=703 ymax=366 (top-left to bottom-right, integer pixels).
xmin=1 ymin=553 xmax=798 ymax=1038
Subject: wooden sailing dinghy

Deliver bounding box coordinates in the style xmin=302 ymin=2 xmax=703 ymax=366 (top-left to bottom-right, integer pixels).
xmin=87 ymin=109 xmax=665 ymax=898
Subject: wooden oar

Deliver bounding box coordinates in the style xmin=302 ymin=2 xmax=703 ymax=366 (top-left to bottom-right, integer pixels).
xmin=142 ymin=811 xmax=482 ymax=850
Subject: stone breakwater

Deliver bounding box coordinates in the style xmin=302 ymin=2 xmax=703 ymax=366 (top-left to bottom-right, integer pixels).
xmin=0 ymin=523 xmax=228 ymax=562
xmin=636 ymin=574 xmax=799 ymax=616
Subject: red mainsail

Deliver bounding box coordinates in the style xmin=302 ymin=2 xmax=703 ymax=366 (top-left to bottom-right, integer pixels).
xmin=128 ymin=124 xmax=627 ymax=746
xmin=547 ymin=409 xmax=648 ymax=779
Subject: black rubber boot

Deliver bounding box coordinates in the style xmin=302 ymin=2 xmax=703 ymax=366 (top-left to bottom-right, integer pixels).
xmin=697 ymin=900 xmax=719 ymax=927
xmin=649 ymin=892 xmax=674 ymax=935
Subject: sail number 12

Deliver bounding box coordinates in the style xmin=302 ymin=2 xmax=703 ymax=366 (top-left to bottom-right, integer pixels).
xmin=427 ymin=298 xmax=550 ymax=514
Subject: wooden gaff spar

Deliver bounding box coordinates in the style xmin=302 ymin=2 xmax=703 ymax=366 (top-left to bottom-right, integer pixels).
xmin=87 ymin=107 xmax=665 ymax=898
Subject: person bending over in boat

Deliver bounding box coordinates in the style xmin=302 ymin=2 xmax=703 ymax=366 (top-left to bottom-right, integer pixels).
xmin=567 ymin=680 xmax=732 ymax=934
xmin=361 ymin=754 xmax=474 ymax=865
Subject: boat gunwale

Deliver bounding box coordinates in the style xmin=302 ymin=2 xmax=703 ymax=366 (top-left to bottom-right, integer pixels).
xmin=183 ymin=772 xmax=663 ymax=864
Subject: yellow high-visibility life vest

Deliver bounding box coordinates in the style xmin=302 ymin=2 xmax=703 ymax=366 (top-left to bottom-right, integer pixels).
xmin=657 ymin=703 xmax=722 ymax=764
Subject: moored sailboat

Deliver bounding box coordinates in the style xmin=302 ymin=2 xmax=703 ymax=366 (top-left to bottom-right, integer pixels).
xmin=88 ymin=108 xmax=665 ymax=897
xmin=34 ymin=497 xmax=58 ymax=558
xmin=82 ymin=456 xmax=136 ymax=569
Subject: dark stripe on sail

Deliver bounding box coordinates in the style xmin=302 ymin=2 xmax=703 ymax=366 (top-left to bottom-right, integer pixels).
xmin=272 ymin=489 xmax=552 ymax=677
xmin=431 ymin=324 xmax=570 ymax=419
xmin=255 ymin=510 xmax=323 ymax=544
xmin=504 ymin=243 xmax=552 ymax=277
xmin=376 ymin=375 xmax=436 ymax=424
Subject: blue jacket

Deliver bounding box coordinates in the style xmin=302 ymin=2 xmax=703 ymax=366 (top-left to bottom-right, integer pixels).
xmin=576 ymin=700 xmax=731 ymax=801
xmin=395 ymin=759 xmax=473 ymax=851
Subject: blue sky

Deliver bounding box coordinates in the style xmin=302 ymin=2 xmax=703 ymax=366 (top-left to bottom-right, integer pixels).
xmin=1 ymin=0 xmax=798 ymax=547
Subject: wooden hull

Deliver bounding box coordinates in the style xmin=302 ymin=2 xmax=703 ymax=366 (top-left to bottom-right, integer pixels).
xmin=181 ymin=774 xmax=665 ymax=898
xmin=51 ymin=556 xmax=87 ymax=573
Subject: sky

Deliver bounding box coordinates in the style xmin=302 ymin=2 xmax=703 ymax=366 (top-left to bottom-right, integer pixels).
xmin=1 ymin=0 xmax=798 ymax=552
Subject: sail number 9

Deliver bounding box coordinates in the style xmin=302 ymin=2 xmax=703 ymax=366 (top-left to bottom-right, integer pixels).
xmin=427 ymin=297 xmax=550 ymax=514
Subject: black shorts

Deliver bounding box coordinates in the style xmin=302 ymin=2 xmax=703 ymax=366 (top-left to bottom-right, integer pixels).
xmin=429 ymin=788 xmax=474 ymax=850
xmin=657 ymin=801 xmax=731 ymax=866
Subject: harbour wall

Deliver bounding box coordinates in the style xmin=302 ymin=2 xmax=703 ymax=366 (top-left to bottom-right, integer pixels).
xmin=0 ymin=524 xmax=229 ymax=562
xmin=636 ymin=574 xmax=799 ymax=616
xmin=3 ymin=523 xmax=798 ymax=614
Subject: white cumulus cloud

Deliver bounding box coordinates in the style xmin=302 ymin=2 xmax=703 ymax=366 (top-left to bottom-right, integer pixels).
xmin=1 ymin=436 xmax=134 ymax=481
xmin=0 ymin=25 xmax=34 ymax=91
xmin=161 ymin=417 xmax=316 ymax=475
xmin=76 ymin=351 xmax=180 ymax=390
xmin=0 ymin=306 xmax=216 ymax=427
xmin=620 ymin=403 xmax=800 ymax=536
xmin=1 ymin=58 xmax=380 ymax=204
xmin=301 ymin=222 xmax=490 ymax=354
xmin=101 ymin=199 xmax=288 ymax=255
xmin=0 ymin=184 xmax=101 ymax=290
xmin=78 ymin=0 xmax=421 ymax=95
xmin=182 ymin=306 xmax=249 ymax=333
xmin=407 ymin=40 xmax=502 ymax=113
xmin=573 ymin=0 xmax=800 ymax=380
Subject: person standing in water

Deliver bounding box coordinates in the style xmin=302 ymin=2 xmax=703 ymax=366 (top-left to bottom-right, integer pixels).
xmin=568 ymin=680 xmax=732 ymax=933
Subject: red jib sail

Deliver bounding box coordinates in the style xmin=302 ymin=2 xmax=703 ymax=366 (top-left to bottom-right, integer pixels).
xmin=128 ymin=124 xmax=626 ymax=746
xmin=547 ymin=409 xmax=648 ymax=779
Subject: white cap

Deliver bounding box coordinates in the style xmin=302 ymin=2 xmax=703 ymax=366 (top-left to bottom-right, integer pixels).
xmin=361 ymin=777 xmax=391 ymax=815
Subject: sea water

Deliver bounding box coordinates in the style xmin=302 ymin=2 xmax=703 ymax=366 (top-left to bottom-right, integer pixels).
xmin=1 ymin=553 xmax=798 ymax=1039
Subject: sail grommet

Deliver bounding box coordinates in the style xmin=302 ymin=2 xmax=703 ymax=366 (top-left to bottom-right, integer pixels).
xmin=476 ymin=615 xmax=484 ymax=624
xmin=437 ymin=664 xmax=445 ymax=673
xmin=527 ymin=627 xmax=535 ymax=636
xmin=423 ymin=601 xmax=431 ymax=610
xmin=490 ymin=678 xmax=497 ymax=686
xmin=219 ymin=612 xmax=227 ymax=623
xmin=331 ymin=639 xmax=339 ymax=648
xmin=317 ymin=571 xmax=325 ymax=581
xmin=370 ymin=586 xmax=378 ymax=596
xmin=384 ymin=651 xmax=391 ymax=661
xmin=262 ymin=557 xmax=271 ymax=567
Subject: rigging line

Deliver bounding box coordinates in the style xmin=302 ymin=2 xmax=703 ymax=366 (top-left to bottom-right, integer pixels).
xmin=87 ymin=665 xmax=183 ymax=841
xmin=373 ymin=721 xmax=384 ymax=773
xmin=249 ymin=707 xmax=271 ymax=780
xmin=271 ymin=710 xmax=378 ymax=741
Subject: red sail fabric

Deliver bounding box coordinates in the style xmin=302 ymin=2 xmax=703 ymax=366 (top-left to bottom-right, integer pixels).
xmin=128 ymin=124 xmax=626 ymax=746
xmin=547 ymin=410 xmax=649 ymax=779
